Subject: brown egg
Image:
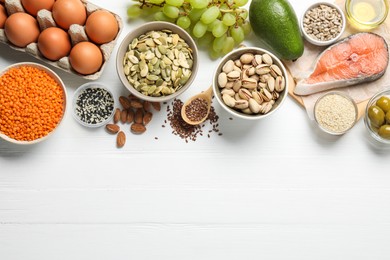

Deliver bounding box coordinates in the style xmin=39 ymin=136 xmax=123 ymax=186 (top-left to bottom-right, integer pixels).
xmin=52 ymin=0 xmax=86 ymax=30
xmin=4 ymin=13 xmax=40 ymax=47
xmin=69 ymin=42 xmax=103 ymax=75
xmin=38 ymin=27 xmax=71 ymax=61
xmin=0 ymin=5 xmax=7 ymax=29
xmin=85 ymin=10 xmax=119 ymax=44
xmin=21 ymin=0 xmax=55 ymax=16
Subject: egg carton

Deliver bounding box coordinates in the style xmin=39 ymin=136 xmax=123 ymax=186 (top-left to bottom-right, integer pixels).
xmin=0 ymin=0 xmax=123 ymax=80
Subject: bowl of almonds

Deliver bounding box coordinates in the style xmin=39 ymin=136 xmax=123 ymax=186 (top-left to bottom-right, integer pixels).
xmin=116 ymin=21 xmax=198 ymax=102
xmin=213 ymin=47 xmax=288 ymax=120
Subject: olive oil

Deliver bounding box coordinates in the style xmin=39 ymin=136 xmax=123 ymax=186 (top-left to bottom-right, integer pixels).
xmin=345 ymin=0 xmax=389 ymax=30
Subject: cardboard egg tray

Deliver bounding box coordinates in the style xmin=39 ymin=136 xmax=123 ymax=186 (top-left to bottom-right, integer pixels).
xmin=0 ymin=0 xmax=123 ymax=80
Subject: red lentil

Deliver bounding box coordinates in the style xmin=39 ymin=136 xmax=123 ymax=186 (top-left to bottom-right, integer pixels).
xmin=0 ymin=66 xmax=65 ymax=141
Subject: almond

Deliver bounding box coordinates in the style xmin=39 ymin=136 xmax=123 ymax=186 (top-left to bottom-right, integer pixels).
xmin=143 ymin=101 xmax=151 ymax=111
xmin=120 ymin=109 xmax=128 ymax=124
xmin=127 ymin=109 xmax=134 ymax=123
xmin=113 ymin=108 xmax=120 ymax=124
xmin=106 ymin=124 xmax=120 ymax=134
xmin=116 ymin=131 xmax=126 ymax=148
xmin=151 ymin=102 xmax=161 ymax=111
xmin=143 ymin=112 xmax=153 ymax=125
xmin=131 ymin=123 xmax=146 ymax=134
xmin=119 ymin=96 xmax=131 ymax=109
xmin=134 ymin=108 xmax=143 ymax=124
xmin=130 ymin=100 xmax=143 ymax=109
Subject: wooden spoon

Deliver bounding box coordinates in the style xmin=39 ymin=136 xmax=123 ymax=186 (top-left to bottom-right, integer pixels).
xmin=181 ymin=86 xmax=213 ymax=125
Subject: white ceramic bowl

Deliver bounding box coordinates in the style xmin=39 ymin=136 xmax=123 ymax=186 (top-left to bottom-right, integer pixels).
xmin=301 ymin=2 xmax=346 ymax=46
xmin=72 ymin=82 xmax=115 ymax=128
xmin=116 ymin=21 xmax=198 ymax=102
xmin=212 ymin=47 xmax=288 ymax=120
xmin=0 ymin=62 xmax=67 ymax=145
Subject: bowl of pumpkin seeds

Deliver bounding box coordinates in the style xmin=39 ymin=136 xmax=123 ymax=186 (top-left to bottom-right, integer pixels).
xmin=116 ymin=21 xmax=199 ymax=102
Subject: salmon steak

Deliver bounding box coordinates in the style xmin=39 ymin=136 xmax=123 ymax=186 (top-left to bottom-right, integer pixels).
xmin=294 ymin=32 xmax=389 ymax=96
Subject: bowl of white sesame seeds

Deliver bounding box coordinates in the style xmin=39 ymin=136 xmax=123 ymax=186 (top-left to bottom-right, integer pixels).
xmin=313 ymin=91 xmax=358 ymax=135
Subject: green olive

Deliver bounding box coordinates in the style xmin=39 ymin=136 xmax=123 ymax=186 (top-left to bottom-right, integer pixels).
xmin=378 ymin=125 xmax=390 ymax=139
xmin=368 ymin=105 xmax=385 ymax=128
xmin=386 ymin=111 xmax=390 ymax=125
xmin=376 ymin=96 xmax=390 ymax=113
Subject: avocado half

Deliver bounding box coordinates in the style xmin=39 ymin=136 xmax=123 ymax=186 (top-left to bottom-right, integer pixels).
xmin=249 ymin=0 xmax=304 ymax=60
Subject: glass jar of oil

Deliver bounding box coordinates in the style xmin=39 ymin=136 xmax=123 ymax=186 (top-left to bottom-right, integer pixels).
xmin=345 ymin=0 xmax=389 ymax=30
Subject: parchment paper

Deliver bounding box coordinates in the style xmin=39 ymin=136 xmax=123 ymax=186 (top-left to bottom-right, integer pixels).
xmin=286 ymin=0 xmax=390 ymax=120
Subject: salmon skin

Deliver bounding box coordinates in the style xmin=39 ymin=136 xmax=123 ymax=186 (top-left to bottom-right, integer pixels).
xmin=294 ymin=32 xmax=389 ymax=96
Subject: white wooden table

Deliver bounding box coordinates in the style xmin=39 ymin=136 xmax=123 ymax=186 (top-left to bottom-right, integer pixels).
xmin=1 ymin=0 xmax=390 ymax=259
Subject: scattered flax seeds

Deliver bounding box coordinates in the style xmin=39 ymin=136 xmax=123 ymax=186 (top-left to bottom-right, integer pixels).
xmin=163 ymin=98 xmax=221 ymax=142
xmin=314 ymin=93 xmax=357 ymax=133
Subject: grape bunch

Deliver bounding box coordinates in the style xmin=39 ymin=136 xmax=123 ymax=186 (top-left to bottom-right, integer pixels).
xmin=127 ymin=0 xmax=252 ymax=58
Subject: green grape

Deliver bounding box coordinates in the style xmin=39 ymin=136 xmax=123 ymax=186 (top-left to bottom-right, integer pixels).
xmin=222 ymin=36 xmax=235 ymax=54
xmin=193 ymin=20 xmax=208 ymax=38
xmin=127 ymin=4 xmax=141 ymax=18
xmin=234 ymin=0 xmax=248 ymax=7
xmin=163 ymin=4 xmax=180 ymax=19
xmin=207 ymin=19 xmax=220 ymax=31
xmin=238 ymin=9 xmax=248 ymax=20
xmin=176 ymin=16 xmax=191 ymax=29
xmin=188 ymin=8 xmax=206 ymax=22
xmin=241 ymin=20 xmax=252 ymax=35
xmin=154 ymin=11 xmax=175 ymax=22
xmin=209 ymin=48 xmax=222 ymax=60
xmin=219 ymin=4 xmax=229 ymax=11
xmin=222 ymin=13 xmax=236 ymax=26
xmin=148 ymin=0 xmax=165 ymax=4
xmin=212 ymin=22 xmax=228 ymax=37
xmin=230 ymin=26 xmax=244 ymax=44
xmin=190 ymin=0 xmax=209 ymax=9
xmin=200 ymin=6 xmax=220 ymax=24
xmin=166 ymin=0 xmax=184 ymax=7
xmin=212 ymin=34 xmax=227 ymax=52
xmin=197 ymin=32 xmax=214 ymax=47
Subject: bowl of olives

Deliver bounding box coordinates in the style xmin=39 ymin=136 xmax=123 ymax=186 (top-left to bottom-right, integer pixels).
xmin=364 ymin=88 xmax=390 ymax=145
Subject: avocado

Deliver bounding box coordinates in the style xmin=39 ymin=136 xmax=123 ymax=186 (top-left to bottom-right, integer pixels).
xmin=249 ymin=0 xmax=304 ymax=60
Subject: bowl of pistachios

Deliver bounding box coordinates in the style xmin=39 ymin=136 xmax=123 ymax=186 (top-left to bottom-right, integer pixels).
xmin=212 ymin=47 xmax=288 ymax=120
xmin=116 ymin=21 xmax=199 ymax=102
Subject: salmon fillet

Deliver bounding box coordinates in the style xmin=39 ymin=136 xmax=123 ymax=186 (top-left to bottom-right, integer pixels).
xmin=294 ymin=33 xmax=389 ymax=96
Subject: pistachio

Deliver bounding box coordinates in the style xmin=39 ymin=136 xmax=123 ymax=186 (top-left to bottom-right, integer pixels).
xmin=242 ymin=78 xmax=257 ymax=89
xmin=222 ymin=94 xmax=236 ymax=107
xmin=218 ymin=72 xmax=228 ymax=88
xmin=238 ymin=88 xmax=252 ymax=100
xmin=249 ymin=98 xmax=261 ymax=113
xmin=240 ymin=53 xmax=254 ymax=64
xmin=227 ymin=70 xmax=241 ymax=81
xmin=262 ymin=53 xmax=273 ymax=65
xmin=235 ymin=99 xmax=249 ymax=109
xmin=221 ymin=89 xmax=235 ymax=96
xmin=222 ymin=60 xmax=235 ymax=73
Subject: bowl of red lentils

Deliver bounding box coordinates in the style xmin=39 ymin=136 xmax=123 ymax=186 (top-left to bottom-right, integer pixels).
xmin=0 ymin=62 xmax=67 ymax=144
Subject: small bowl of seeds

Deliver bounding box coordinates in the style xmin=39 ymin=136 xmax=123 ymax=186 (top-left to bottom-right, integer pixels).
xmin=212 ymin=47 xmax=288 ymax=120
xmin=72 ymin=82 xmax=115 ymax=128
xmin=301 ymin=2 xmax=346 ymax=46
xmin=314 ymin=91 xmax=358 ymax=135
xmin=116 ymin=21 xmax=198 ymax=102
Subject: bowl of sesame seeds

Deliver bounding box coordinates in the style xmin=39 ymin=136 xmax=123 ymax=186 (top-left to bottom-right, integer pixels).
xmin=72 ymin=82 xmax=115 ymax=128
xmin=314 ymin=91 xmax=358 ymax=135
